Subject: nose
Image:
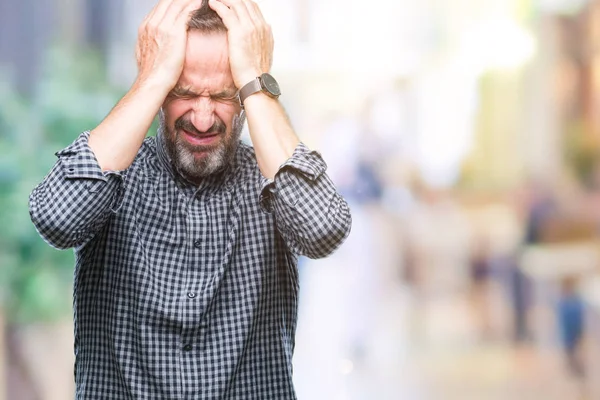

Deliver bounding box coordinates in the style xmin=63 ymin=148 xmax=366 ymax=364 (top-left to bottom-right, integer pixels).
xmin=189 ymin=96 xmax=216 ymax=132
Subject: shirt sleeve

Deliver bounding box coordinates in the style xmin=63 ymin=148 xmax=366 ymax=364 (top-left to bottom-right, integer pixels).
xmin=259 ymin=143 xmax=352 ymax=259
xmin=29 ymin=131 xmax=126 ymax=250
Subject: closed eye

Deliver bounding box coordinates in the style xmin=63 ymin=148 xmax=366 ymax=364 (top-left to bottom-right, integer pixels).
xmin=167 ymin=89 xmax=198 ymax=100
xmin=212 ymin=92 xmax=240 ymax=104
xmin=167 ymin=87 xmax=240 ymax=105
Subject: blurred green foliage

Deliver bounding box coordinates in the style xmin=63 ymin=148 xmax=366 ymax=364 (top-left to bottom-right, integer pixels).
xmin=0 ymin=45 xmax=125 ymax=323
xmin=564 ymin=119 xmax=600 ymax=188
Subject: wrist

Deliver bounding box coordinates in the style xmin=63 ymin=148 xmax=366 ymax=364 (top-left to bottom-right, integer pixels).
xmin=133 ymin=73 xmax=175 ymax=98
xmin=239 ymin=73 xmax=281 ymax=106
xmin=124 ymin=77 xmax=172 ymax=116
xmin=236 ymin=69 xmax=263 ymax=90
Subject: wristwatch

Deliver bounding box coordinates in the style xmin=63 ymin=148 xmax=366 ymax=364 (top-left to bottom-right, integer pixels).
xmin=239 ymin=73 xmax=281 ymax=106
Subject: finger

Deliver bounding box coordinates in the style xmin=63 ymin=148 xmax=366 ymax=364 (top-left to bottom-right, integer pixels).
xmin=139 ymin=0 xmax=191 ymax=49
xmin=243 ymin=0 xmax=266 ymax=26
xmin=212 ymin=0 xmax=254 ymax=26
xmin=145 ymin=0 xmax=175 ymax=25
xmin=158 ymin=0 xmax=198 ymax=25
xmin=208 ymin=0 xmax=237 ymax=27
xmin=172 ymin=0 xmax=204 ymax=26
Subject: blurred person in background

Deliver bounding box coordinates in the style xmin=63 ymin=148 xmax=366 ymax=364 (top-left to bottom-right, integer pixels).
xmin=468 ymin=234 xmax=495 ymax=340
xmin=511 ymin=180 xmax=557 ymax=343
xmin=28 ymin=0 xmax=351 ymax=398
xmin=556 ymin=275 xmax=585 ymax=378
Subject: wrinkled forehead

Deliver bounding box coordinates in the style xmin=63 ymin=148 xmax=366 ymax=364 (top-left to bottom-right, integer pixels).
xmin=179 ymin=31 xmax=234 ymax=92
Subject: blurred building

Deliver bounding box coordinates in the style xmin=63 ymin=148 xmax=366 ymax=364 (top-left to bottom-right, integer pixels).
xmin=0 ymin=0 xmax=55 ymax=96
xmin=0 ymin=0 xmax=148 ymax=95
xmin=545 ymin=0 xmax=600 ymax=187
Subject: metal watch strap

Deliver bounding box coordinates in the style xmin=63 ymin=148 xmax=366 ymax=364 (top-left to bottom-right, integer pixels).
xmin=239 ymin=78 xmax=262 ymax=105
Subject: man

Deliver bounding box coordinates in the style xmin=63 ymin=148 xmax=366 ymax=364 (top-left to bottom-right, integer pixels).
xmin=28 ymin=0 xmax=352 ymax=398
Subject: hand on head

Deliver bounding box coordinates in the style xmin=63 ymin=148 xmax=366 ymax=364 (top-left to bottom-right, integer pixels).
xmin=136 ymin=0 xmax=273 ymax=94
xmin=208 ymin=0 xmax=274 ymax=89
xmin=135 ymin=0 xmax=203 ymax=89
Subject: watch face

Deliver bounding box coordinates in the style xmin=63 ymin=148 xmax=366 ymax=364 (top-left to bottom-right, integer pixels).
xmin=260 ymin=73 xmax=281 ymax=97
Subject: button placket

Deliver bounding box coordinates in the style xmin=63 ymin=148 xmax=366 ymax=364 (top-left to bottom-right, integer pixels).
xmin=181 ymin=196 xmax=207 ymax=360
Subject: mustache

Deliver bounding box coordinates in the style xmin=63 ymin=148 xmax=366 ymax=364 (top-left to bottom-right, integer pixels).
xmin=174 ymin=117 xmax=226 ymax=136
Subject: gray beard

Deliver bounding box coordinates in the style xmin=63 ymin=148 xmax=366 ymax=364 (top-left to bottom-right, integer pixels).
xmin=158 ymin=110 xmax=245 ymax=183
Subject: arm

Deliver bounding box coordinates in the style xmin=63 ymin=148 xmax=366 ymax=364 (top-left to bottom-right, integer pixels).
xmin=210 ymin=0 xmax=351 ymax=257
xmin=208 ymin=0 xmax=298 ymax=179
xmin=90 ymin=0 xmax=202 ymax=171
xmin=29 ymin=0 xmax=202 ymax=249
xmin=259 ymin=145 xmax=352 ymax=259
xmin=29 ymin=132 xmax=127 ymax=250
xmin=244 ymin=95 xmax=299 ymax=179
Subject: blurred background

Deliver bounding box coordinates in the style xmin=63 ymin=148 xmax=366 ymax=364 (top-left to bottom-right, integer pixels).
xmin=3 ymin=0 xmax=600 ymax=398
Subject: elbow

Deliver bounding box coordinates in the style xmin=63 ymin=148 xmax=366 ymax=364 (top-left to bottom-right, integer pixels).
xmin=30 ymin=212 xmax=75 ymax=250
xmin=302 ymin=211 xmax=352 ymax=259
xmin=29 ymin=193 xmax=75 ymax=250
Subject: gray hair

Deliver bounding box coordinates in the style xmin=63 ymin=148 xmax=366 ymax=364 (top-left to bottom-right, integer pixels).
xmin=188 ymin=1 xmax=227 ymax=33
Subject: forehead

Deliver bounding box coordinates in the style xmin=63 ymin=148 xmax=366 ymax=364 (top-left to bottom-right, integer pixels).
xmin=178 ymin=31 xmax=233 ymax=91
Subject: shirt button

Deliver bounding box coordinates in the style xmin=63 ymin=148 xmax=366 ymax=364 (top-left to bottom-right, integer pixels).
xmin=187 ymin=292 xmax=196 ymax=299
xmin=183 ymin=344 xmax=193 ymax=352
xmin=193 ymin=239 xmax=201 ymax=248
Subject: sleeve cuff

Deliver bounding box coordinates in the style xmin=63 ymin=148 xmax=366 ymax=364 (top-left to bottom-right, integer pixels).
xmin=277 ymin=142 xmax=327 ymax=181
xmin=56 ymin=131 xmax=125 ymax=181
xmin=259 ymin=142 xmax=328 ymax=213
